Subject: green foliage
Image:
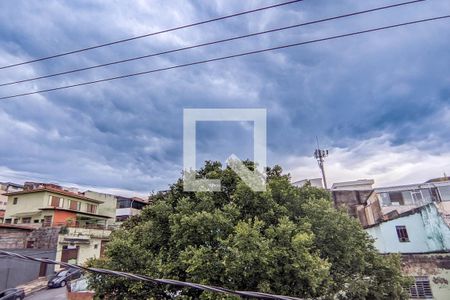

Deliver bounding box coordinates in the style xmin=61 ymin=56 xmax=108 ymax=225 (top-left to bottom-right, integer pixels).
xmin=88 ymin=162 xmax=411 ymax=299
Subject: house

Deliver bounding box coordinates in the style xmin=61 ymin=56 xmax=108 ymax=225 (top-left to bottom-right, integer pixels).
xmin=331 ymin=178 xmax=450 ymax=299
xmin=375 ymin=180 xmax=450 ymax=225
xmin=331 ymin=178 xmax=450 ymax=228
xmin=0 ymin=182 xmax=23 ymax=223
xmin=365 ymin=203 xmax=450 ymax=253
xmin=115 ymin=196 xmax=148 ymax=222
xmin=292 ymin=178 xmax=324 ymax=188
xmin=331 ymin=179 xmax=380 ymax=226
xmin=55 ymin=227 xmax=110 ymax=269
xmin=3 ymin=184 xmax=111 ymax=228
xmin=84 ymin=191 xmax=148 ymax=223
xmin=331 ymin=179 xmax=375 ymax=191
xmin=364 ymin=203 xmax=450 ymax=300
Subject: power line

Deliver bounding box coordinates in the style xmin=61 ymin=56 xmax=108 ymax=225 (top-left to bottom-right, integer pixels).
xmin=0 ymin=250 xmax=304 ymax=300
xmin=0 ymin=15 xmax=448 ymax=101
xmin=0 ymin=0 xmax=303 ymax=70
xmin=0 ymin=0 xmax=425 ymax=87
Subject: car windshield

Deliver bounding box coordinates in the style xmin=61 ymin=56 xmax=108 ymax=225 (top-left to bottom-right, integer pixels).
xmin=56 ymin=270 xmax=69 ymax=277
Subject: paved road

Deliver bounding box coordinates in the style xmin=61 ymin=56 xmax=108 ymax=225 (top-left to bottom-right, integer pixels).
xmin=26 ymin=287 xmax=66 ymax=300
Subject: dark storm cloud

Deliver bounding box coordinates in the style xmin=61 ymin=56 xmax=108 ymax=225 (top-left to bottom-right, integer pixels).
xmin=0 ymin=0 xmax=449 ymax=192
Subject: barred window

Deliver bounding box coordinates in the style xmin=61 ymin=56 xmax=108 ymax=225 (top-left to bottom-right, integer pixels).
xmin=409 ymin=276 xmax=433 ymax=299
xmin=396 ymin=225 xmax=409 ymax=242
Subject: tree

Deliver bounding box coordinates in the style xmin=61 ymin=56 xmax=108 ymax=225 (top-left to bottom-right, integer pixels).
xmin=88 ymin=161 xmax=411 ymax=299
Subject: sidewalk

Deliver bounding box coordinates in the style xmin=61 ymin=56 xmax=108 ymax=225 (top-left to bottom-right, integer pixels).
xmin=17 ymin=277 xmax=48 ymax=297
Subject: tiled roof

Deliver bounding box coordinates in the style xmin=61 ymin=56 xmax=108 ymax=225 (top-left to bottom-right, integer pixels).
xmin=4 ymin=187 xmax=104 ymax=204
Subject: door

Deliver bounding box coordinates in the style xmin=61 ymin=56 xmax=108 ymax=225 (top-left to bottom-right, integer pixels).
xmin=39 ymin=259 xmax=48 ymax=277
xmin=61 ymin=245 xmax=79 ymax=263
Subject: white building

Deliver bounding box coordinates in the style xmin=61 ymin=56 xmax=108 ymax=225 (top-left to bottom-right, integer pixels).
xmin=292 ymin=178 xmax=323 ymax=188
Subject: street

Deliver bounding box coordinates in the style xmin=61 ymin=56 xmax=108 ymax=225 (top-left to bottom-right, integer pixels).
xmin=26 ymin=287 xmax=66 ymax=300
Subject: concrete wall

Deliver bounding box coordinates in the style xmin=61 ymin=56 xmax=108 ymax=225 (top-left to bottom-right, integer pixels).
xmin=366 ymin=204 xmax=450 ymax=253
xmin=83 ymin=191 xmax=116 ymax=226
xmin=55 ymin=227 xmax=111 ymax=268
xmin=4 ymin=192 xmax=47 ymax=221
xmin=0 ymin=227 xmax=29 ymax=248
xmin=332 ymin=190 xmax=373 ymax=218
xmin=0 ymin=248 xmax=56 ymax=289
xmin=402 ymin=253 xmax=450 ymax=300
xmin=0 ymin=226 xmax=61 ymax=250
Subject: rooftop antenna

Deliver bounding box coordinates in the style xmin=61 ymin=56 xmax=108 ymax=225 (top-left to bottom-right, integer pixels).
xmin=314 ymin=136 xmax=329 ymax=189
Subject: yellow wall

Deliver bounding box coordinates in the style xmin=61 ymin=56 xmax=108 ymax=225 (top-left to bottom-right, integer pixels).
xmin=83 ymin=191 xmax=116 ymax=225
xmin=4 ymin=191 xmax=101 ymax=225
xmin=55 ymin=227 xmax=111 ymax=269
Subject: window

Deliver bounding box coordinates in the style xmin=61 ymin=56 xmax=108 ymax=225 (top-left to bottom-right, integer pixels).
xmin=389 ymin=192 xmax=404 ymax=205
xmin=4 ymin=218 xmax=12 ymax=224
xmin=13 ymin=219 xmax=18 ymax=224
xmin=70 ymin=200 xmax=80 ymax=211
xmin=116 ymin=198 xmax=132 ymax=208
xmin=378 ymin=193 xmax=391 ymax=206
xmin=409 ymin=276 xmax=433 ymax=299
xmin=13 ymin=197 xmax=18 ymax=205
xmin=33 ymin=219 xmax=39 ymax=223
xmin=26 ymin=240 xmax=35 ymax=249
xmin=132 ymin=201 xmax=146 ymax=210
xmin=49 ymin=196 xmax=62 ymax=207
xmin=411 ymin=190 xmax=423 ymax=203
xmin=396 ymin=225 xmax=410 ymax=242
xmin=22 ymin=217 xmax=31 ymax=224
xmin=86 ymin=204 xmax=97 ymax=214
xmin=43 ymin=216 xmax=52 ymax=227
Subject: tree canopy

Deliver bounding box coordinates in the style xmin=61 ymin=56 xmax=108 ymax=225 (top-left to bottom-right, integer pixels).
xmin=88 ymin=161 xmax=411 ymax=299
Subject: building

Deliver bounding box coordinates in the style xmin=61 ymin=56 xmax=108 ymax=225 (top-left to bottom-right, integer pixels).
xmin=401 ymin=253 xmax=450 ymax=300
xmin=365 ymin=203 xmax=450 ymax=254
xmin=3 ymin=184 xmax=111 ymax=228
xmin=55 ymin=227 xmax=110 ymax=268
xmin=365 ymin=203 xmax=450 ymax=300
xmin=0 ymin=182 xmax=23 ymax=223
xmin=115 ymin=196 xmax=148 ymax=222
xmin=292 ymin=178 xmax=324 ymax=188
xmin=83 ymin=191 xmax=148 ymax=223
xmin=331 ymin=179 xmax=379 ymax=226
xmin=375 ymin=180 xmax=450 ymax=224
xmin=331 ymin=179 xmax=375 ymax=191
xmin=332 ymin=178 xmax=450 ymax=299
xmin=331 ymin=178 xmax=450 ymax=227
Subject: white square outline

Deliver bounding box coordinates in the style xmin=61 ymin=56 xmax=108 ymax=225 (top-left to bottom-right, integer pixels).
xmin=183 ymin=108 xmax=267 ymax=192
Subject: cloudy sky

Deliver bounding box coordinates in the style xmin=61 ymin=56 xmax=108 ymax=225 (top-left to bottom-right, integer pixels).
xmin=0 ymin=0 xmax=449 ymax=195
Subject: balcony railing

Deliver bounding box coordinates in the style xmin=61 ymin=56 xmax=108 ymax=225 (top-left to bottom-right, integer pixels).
xmin=52 ymin=221 xmax=115 ymax=230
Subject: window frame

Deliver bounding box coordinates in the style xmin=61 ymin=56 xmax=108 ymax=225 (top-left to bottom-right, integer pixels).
xmin=409 ymin=276 xmax=433 ymax=299
xmin=70 ymin=200 xmax=80 ymax=211
xmin=49 ymin=196 xmax=63 ymax=208
xmin=396 ymin=225 xmax=410 ymax=242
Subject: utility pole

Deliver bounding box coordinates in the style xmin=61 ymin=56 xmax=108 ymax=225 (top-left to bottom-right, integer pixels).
xmin=314 ymin=137 xmax=329 ymax=189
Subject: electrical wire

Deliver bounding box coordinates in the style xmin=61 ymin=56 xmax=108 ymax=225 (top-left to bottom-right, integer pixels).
xmin=0 ymin=15 xmax=448 ymax=101
xmin=0 ymin=0 xmax=425 ymax=87
xmin=0 ymin=0 xmax=303 ymax=70
xmin=0 ymin=250 xmax=304 ymax=299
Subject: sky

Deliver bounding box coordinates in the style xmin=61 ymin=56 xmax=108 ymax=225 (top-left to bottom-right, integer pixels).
xmin=0 ymin=0 xmax=449 ymax=196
